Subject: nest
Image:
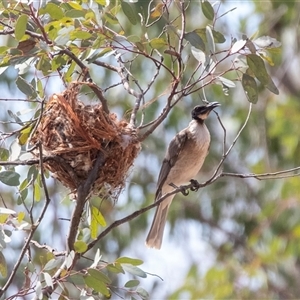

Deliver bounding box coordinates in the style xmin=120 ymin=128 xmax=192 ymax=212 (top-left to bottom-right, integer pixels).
xmin=31 ymin=84 xmax=141 ymax=200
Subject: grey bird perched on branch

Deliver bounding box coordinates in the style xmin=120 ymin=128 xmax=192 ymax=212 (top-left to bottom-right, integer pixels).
xmin=146 ymin=102 xmax=220 ymax=249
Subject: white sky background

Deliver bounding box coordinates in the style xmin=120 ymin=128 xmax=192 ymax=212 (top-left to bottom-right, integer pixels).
xmin=0 ymin=0 xmax=268 ymax=298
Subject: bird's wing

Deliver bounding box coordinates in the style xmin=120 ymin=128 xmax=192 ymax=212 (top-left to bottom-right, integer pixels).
xmin=155 ymin=129 xmax=188 ymax=200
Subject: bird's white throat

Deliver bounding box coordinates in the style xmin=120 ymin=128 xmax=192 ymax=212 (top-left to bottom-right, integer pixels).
xmin=188 ymin=119 xmax=210 ymax=145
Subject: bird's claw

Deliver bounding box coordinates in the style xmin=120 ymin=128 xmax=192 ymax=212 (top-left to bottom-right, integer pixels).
xmin=190 ymin=179 xmax=200 ymax=191
xmin=169 ymin=183 xmax=189 ymax=196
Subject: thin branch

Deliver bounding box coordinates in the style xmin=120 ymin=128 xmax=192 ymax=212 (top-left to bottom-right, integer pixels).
xmin=67 ymin=151 xmax=106 ymax=251
xmin=30 ymin=240 xmax=66 ymax=257
xmin=207 ymin=103 xmax=253 ymax=184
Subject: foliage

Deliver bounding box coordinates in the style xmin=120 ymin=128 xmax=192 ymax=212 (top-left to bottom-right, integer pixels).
xmin=0 ymin=0 xmax=299 ymax=299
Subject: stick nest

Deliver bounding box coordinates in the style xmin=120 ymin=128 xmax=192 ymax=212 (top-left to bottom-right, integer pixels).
xmin=31 ymin=84 xmax=141 ymax=200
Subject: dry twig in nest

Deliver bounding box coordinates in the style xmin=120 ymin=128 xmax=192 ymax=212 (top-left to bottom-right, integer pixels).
xmin=30 ymin=83 xmax=141 ymax=201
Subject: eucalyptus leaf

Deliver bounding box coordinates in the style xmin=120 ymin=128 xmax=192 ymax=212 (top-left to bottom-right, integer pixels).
xmin=201 ymin=0 xmax=214 ymax=20
xmin=242 ymin=73 xmax=258 ymax=103
xmin=15 ymin=15 xmax=28 ymax=41
xmin=121 ymin=1 xmax=138 ymax=25
xmin=0 ymin=171 xmax=20 ymax=186
xmin=184 ymin=32 xmax=205 ymax=51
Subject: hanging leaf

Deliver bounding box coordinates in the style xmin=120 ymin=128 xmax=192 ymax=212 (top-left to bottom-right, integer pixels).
xmin=195 ymin=28 xmax=225 ymax=44
xmin=246 ymin=54 xmax=279 ymax=94
xmin=15 ymin=15 xmax=28 ymax=41
xmin=19 ymin=124 xmax=34 ymax=145
xmin=0 ymin=148 xmax=9 ymax=161
xmin=0 ymin=171 xmax=20 ymax=186
xmin=16 ymin=77 xmax=37 ymax=98
xmin=121 ymin=1 xmax=138 ymax=25
xmin=124 ymin=279 xmax=140 ymax=288
xmin=242 ymin=73 xmax=258 ymax=104
xmin=246 ymin=54 xmax=269 ymax=85
xmin=116 ymin=257 xmax=143 ymax=266
xmin=88 ymin=269 xmax=111 ymax=284
xmin=39 ymin=3 xmax=64 ymax=20
xmin=201 ymin=0 xmax=214 ymax=20
xmin=184 ymin=32 xmax=205 ymax=51
xmin=150 ymin=38 xmax=167 ymax=49
xmin=74 ymin=240 xmax=88 ymax=253
xmin=0 ymin=251 xmax=7 ymax=278
xmin=91 ymin=206 xmax=106 ymax=227
xmin=84 ymin=275 xmax=111 ymax=297
xmin=122 ymin=264 xmax=147 ymax=278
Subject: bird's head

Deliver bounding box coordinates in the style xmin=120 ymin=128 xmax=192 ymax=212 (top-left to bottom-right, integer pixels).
xmin=191 ymin=102 xmax=220 ymax=122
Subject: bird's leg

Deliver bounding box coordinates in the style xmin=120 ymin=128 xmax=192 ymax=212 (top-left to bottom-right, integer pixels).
xmin=169 ymin=183 xmax=189 ymax=196
xmin=190 ymin=179 xmax=200 ymax=191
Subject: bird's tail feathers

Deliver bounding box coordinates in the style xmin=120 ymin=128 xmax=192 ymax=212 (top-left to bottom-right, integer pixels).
xmin=145 ymin=195 xmax=174 ymax=249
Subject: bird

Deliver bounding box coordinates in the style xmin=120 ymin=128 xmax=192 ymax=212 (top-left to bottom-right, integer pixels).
xmin=146 ymin=102 xmax=220 ymax=249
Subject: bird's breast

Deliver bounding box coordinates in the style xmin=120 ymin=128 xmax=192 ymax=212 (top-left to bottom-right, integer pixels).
xmin=163 ymin=122 xmax=211 ymax=191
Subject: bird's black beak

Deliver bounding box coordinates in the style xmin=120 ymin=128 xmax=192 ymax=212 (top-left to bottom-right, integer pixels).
xmin=207 ymin=102 xmax=221 ymax=109
xmin=204 ymin=102 xmax=220 ymax=114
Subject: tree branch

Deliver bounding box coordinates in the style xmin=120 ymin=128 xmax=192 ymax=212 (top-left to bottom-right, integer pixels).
xmin=67 ymin=151 xmax=106 ymax=251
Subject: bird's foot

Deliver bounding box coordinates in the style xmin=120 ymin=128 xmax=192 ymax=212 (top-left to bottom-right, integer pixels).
xmin=169 ymin=183 xmax=189 ymax=196
xmin=190 ymin=179 xmax=200 ymax=191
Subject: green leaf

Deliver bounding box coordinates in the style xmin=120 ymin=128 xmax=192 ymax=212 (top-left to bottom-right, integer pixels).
xmin=122 ymin=264 xmax=147 ymax=278
xmin=39 ymin=3 xmax=64 ymax=20
xmin=68 ymin=273 xmax=85 ymax=285
xmin=88 ymin=268 xmax=111 ymax=284
xmin=201 ymin=0 xmax=214 ymax=20
xmin=149 ymin=38 xmax=167 ymax=49
xmin=70 ymin=30 xmax=92 ymax=40
xmin=16 ymin=77 xmax=36 ymax=97
xmin=0 ymin=171 xmax=20 ymax=186
xmin=0 ymin=148 xmax=9 ymax=161
xmin=116 ymin=257 xmax=143 ymax=266
xmin=246 ymin=54 xmax=279 ymax=95
xmin=15 ymin=15 xmax=28 ymax=41
xmin=124 ymin=279 xmax=140 ymax=288
xmin=0 ymin=251 xmax=7 ymax=278
xmin=103 ymin=12 xmax=119 ymax=25
xmin=266 ymin=77 xmax=279 ymax=95
xmin=246 ymin=54 xmax=269 ymax=85
xmin=107 ymin=262 xmax=124 ymax=274
xmin=121 ymin=1 xmax=138 ymax=25
xmin=91 ymin=206 xmax=106 ymax=226
xmin=65 ymin=9 xmax=85 ymax=18
xmin=184 ymin=32 xmax=205 ymax=51
xmin=74 ymin=240 xmax=88 ymax=253
xmin=136 ymin=287 xmax=149 ymax=299
xmin=34 ymin=182 xmax=41 ymax=202
xmin=242 ymin=73 xmax=258 ymax=104
xmin=194 ymin=28 xmax=225 ymax=44
xmin=84 ymin=275 xmax=111 ymax=297
xmin=19 ymin=124 xmax=34 ymax=145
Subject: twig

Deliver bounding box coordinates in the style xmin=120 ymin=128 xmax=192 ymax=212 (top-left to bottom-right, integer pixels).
xmin=207 ymin=103 xmax=253 ymax=184
xmin=67 ymin=151 xmax=106 ymax=251
xmin=30 ymin=240 xmax=66 ymax=257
